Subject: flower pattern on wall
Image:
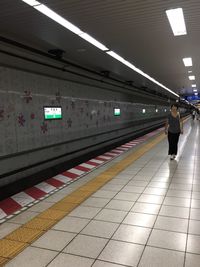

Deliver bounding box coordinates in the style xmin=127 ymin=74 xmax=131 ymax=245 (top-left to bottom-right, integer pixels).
xmin=18 ymin=113 xmax=25 ymax=126
xmin=23 ymin=90 xmax=32 ymax=103
xmin=80 ymin=107 xmax=84 ymax=113
xmin=71 ymin=101 xmax=75 ymax=109
xmin=85 ymin=100 xmax=89 ymax=107
xmin=41 ymin=122 xmax=48 ymax=133
xmin=30 ymin=113 xmax=35 ymax=120
xmin=55 ymin=91 xmax=61 ymax=103
xmin=67 ymin=118 xmax=72 ymax=128
xmin=0 ymin=109 xmax=4 ymax=120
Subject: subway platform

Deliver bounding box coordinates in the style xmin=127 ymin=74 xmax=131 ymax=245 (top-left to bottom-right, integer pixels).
xmin=0 ymin=118 xmax=200 ymax=267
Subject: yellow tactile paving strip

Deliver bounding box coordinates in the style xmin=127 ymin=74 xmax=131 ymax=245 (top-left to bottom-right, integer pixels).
xmin=37 ymin=209 xmax=67 ymax=221
xmin=24 ymin=218 xmax=56 ymax=231
xmin=0 ymin=257 xmax=8 ymax=267
xmin=0 ymin=127 xmax=179 ymax=265
xmin=6 ymin=227 xmax=43 ymax=244
xmin=0 ymin=239 xmax=27 ymax=258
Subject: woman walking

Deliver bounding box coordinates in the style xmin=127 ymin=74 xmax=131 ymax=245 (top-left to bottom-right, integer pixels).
xmin=192 ymin=110 xmax=196 ymax=120
xmin=165 ymin=104 xmax=183 ymax=160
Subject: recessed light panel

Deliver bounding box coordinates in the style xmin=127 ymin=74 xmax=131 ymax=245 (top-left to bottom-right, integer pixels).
xmin=166 ymin=8 xmax=187 ymax=36
xmin=183 ymin=57 xmax=192 ymax=67
xmin=189 ymin=76 xmax=195 ymax=80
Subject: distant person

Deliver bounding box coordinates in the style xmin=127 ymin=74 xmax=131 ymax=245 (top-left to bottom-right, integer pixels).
xmin=192 ymin=110 xmax=196 ymax=120
xmin=197 ymin=109 xmax=200 ymax=120
xmin=165 ymin=104 xmax=183 ymax=160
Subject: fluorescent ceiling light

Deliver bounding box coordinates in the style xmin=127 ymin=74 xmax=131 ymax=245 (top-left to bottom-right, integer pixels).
xmin=192 ymin=84 xmax=196 ymax=87
xmin=183 ymin=57 xmax=192 ymax=67
xmin=107 ymin=51 xmax=179 ymax=97
xmin=106 ymin=51 xmax=126 ymax=64
xmin=194 ymin=93 xmax=198 ymax=95
xmin=22 ymin=0 xmax=179 ymax=98
xmin=188 ymin=70 xmax=192 ymax=73
xmin=79 ymin=33 xmax=108 ymax=51
xmin=189 ymin=75 xmax=195 ymax=80
xmin=166 ymin=8 xmax=187 ymax=36
xmin=33 ymin=3 xmax=109 ymax=51
xmin=22 ymin=0 xmax=41 ymax=6
xmin=193 ymin=89 xmax=197 ymax=92
xmin=34 ymin=4 xmax=83 ymax=35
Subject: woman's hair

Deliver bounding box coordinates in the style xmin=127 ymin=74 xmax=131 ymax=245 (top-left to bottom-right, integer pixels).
xmin=171 ymin=103 xmax=179 ymax=109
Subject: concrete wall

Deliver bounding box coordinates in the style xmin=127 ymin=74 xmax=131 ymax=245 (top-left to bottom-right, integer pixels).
xmin=0 ymin=65 xmax=170 ymax=186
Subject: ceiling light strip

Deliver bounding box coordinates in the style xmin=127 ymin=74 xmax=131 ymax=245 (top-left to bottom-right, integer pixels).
xmin=78 ymin=33 xmax=109 ymax=51
xmin=22 ymin=0 xmax=41 ymax=6
xmin=107 ymin=51 xmax=178 ymax=97
xmin=34 ymin=4 xmax=83 ymax=35
xmin=22 ymin=0 xmax=179 ymax=97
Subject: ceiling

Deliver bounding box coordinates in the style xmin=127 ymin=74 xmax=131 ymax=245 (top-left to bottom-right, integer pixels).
xmin=0 ymin=0 xmax=200 ymax=98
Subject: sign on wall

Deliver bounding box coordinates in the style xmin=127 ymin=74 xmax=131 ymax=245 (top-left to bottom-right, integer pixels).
xmin=114 ymin=108 xmax=121 ymax=116
xmin=44 ymin=107 xmax=62 ymax=120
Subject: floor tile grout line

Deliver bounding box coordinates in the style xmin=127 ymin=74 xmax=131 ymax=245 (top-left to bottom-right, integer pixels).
xmin=183 ymin=124 xmax=197 ymax=267
xmin=45 ymin=174 xmax=136 ymax=266
xmin=31 ymin=221 xmax=200 ymax=241
xmin=80 ymin=202 xmax=191 ymax=221
xmin=45 ymin=134 xmax=166 ymax=267
xmin=55 ymin=214 xmax=200 ymax=237
xmin=90 ymin=148 xmax=166 ymax=266
xmin=45 ymin=156 xmax=149 ymax=267
xmin=93 ymin=258 xmax=130 ymax=267
xmin=90 ymin=121 xmax=195 ymax=264
xmin=92 ymin=127 xmax=191 ymax=266
xmin=136 ymin=154 xmax=176 ymax=267
xmin=92 ymin=148 xmax=170 ymax=266
xmin=135 ymin=125 xmax=193 ymax=266
xmin=29 ymin=236 xmax=200 ymax=264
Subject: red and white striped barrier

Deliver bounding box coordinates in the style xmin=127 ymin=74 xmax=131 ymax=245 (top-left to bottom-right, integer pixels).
xmin=0 ymin=127 xmax=163 ymax=223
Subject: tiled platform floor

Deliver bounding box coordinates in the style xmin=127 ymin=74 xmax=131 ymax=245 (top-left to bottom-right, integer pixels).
xmin=3 ymin=119 xmax=200 ymax=267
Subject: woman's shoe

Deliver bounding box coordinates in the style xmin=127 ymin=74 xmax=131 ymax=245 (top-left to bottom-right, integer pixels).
xmin=170 ymin=155 xmax=174 ymax=160
xmin=173 ymin=154 xmax=176 ymax=159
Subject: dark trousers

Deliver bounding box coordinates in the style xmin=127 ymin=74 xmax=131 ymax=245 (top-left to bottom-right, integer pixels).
xmin=168 ymin=131 xmax=180 ymax=155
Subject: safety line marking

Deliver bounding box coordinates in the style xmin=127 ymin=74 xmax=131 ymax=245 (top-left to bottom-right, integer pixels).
xmin=0 ymin=130 xmax=166 ymax=263
xmin=0 ymin=126 xmax=165 ymax=223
